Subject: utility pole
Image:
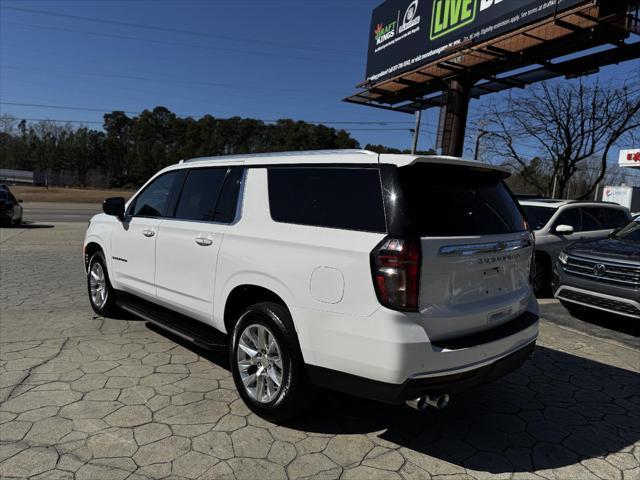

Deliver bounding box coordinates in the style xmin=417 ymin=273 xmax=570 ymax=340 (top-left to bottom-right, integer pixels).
xmin=439 ymin=78 xmax=472 ymax=157
xmin=474 ymin=130 xmax=490 ymax=161
xmin=411 ymin=110 xmax=422 ymax=155
xmin=473 ymin=118 xmax=490 ymax=161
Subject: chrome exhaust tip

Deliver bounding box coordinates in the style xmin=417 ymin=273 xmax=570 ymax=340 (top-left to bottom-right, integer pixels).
xmin=406 ymin=397 xmax=428 ymax=411
xmin=425 ymin=394 xmax=450 ymax=409
xmin=406 ymin=394 xmax=450 ymax=411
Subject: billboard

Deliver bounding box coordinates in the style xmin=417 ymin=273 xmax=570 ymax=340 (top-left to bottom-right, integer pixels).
xmin=619 ymin=149 xmax=640 ymax=168
xmin=366 ymin=0 xmax=589 ymax=83
xmin=602 ymin=186 xmax=639 ymax=211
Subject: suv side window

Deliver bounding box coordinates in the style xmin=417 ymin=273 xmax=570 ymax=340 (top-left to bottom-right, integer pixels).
xmin=268 ymin=167 xmax=386 ymax=233
xmin=130 ymin=171 xmax=181 ymax=218
xmin=554 ymin=208 xmax=581 ymax=232
xmin=174 ymin=168 xmax=228 ymax=222
xmin=215 ymin=167 xmax=244 ymax=223
xmin=581 ymin=207 xmax=624 ymax=231
xmin=607 ymin=209 xmax=630 ymax=229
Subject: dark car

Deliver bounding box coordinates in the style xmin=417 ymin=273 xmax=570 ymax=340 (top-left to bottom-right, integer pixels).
xmin=554 ymin=218 xmax=640 ymax=319
xmin=0 ymin=187 xmax=24 ymax=226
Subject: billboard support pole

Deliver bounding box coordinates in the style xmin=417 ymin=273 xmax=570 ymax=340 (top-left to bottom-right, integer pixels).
xmin=411 ymin=109 xmax=422 ymax=155
xmin=440 ymin=78 xmax=472 ymax=158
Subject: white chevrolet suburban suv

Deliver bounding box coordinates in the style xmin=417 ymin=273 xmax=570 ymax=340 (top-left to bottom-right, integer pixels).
xmin=84 ymin=150 xmax=539 ymax=420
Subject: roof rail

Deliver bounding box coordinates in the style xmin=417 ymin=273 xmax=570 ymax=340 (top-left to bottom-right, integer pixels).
xmin=183 ymin=149 xmax=377 ymax=163
xmin=566 ymin=200 xmax=622 ymax=206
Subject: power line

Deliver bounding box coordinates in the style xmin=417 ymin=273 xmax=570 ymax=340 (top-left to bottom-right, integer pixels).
xmin=0 ymin=64 xmax=347 ymax=97
xmin=7 ymin=117 xmax=104 ymax=126
xmin=0 ymin=5 xmax=364 ymax=57
xmin=1 ymin=102 xmax=138 ymax=115
xmin=2 ymin=70 xmax=348 ymax=115
xmin=1 ymin=21 xmax=364 ymax=66
xmin=1 ymin=105 xmax=414 ymax=126
xmin=7 ymin=84 xmax=254 ymax=118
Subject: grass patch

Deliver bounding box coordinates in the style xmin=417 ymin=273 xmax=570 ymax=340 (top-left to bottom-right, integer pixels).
xmin=10 ymin=186 xmax=135 ymax=204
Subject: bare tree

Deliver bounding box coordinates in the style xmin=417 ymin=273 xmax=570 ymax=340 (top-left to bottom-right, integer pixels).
xmin=483 ymin=75 xmax=640 ymax=199
xmin=0 ymin=114 xmax=17 ymax=135
xmin=566 ymin=156 xmax=628 ymax=199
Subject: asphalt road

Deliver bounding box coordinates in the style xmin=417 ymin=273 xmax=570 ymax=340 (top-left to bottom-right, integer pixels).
xmin=1 ymin=222 xmax=638 ymax=480
xmin=20 ymin=202 xmax=101 ymax=224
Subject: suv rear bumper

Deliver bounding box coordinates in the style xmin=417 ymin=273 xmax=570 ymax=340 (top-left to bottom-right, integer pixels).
xmin=297 ymin=302 xmax=539 ymax=399
xmin=307 ymin=338 xmax=536 ymax=404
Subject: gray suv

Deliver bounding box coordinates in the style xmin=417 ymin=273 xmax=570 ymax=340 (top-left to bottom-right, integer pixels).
xmin=554 ymin=218 xmax=639 ymax=319
xmin=519 ymin=200 xmax=631 ymax=295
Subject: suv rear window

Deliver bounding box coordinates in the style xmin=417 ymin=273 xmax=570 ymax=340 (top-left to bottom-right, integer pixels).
xmin=398 ymin=164 xmax=526 ymax=237
xmin=268 ymin=167 xmax=386 ymax=233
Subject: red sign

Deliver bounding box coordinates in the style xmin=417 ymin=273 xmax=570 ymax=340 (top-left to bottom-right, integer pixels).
xmin=620 ymin=149 xmax=640 ymax=168
xmin=626 ymin=151 xmax=640 ymax=162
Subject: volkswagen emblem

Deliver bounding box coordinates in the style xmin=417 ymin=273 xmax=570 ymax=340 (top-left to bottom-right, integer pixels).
xmin=593 ymin=264 xmax=607 ymax=276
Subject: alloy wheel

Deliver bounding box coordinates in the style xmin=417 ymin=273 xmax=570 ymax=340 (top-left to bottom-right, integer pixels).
xmin=236 ymin=323 xmax=283 ymax=403
xmin=89 ymin=262 xmax=108 ymax=309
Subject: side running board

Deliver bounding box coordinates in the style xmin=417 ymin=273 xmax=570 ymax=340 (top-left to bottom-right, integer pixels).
xmin=115 ymin=293 xmax=227 ymax=350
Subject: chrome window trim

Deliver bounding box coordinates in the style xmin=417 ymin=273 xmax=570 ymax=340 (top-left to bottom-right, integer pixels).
xmin=438 ymin=237 xmax=531 ymax=257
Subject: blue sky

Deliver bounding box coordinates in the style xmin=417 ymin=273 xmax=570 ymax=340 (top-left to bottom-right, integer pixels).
xmin=0 ymin=0 xmax=638 ymax=156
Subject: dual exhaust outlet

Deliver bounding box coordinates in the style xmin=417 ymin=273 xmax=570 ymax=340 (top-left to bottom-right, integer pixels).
xmin=406 ymin=394 xmax=450 ymax=411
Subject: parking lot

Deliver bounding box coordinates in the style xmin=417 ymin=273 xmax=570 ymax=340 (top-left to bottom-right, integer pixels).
xmin=1 ymin=219 xmax=639 ymax=480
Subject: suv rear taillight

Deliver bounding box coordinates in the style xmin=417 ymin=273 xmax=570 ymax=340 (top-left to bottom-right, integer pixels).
xmin=371 ymin=237 xmax=421 ymax=312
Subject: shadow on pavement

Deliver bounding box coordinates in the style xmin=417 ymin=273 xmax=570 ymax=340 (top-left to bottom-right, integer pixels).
xmin=0 ymin=222 xmax=55 ymax=229
xmin=543 ymin=300 xmax=640 ymax=341
xmin=569 ymin=308 xmax=640 ymax=338
xmin=148 ymin=321 xmax=640 ymax=474
xmin=285 ymin=347 xmax=639 ymax=473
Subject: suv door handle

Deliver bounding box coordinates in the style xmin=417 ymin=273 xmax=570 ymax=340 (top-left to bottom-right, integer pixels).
xmin=142 ymin=229 xmax=156 ymax=237
xmin=195 ymin=236 xmax=213 ymax=246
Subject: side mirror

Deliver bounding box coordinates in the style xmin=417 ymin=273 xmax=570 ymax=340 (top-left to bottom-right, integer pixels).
xmin=103 ymin=197 xmax=126 ymax=220
xmin=554 ymin=224 xmax=574 ymax=236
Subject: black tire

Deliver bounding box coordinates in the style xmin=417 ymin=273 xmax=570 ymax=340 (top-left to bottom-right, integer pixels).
xmin=87 ymin=251 xmax=119 ymax=317
xmin=532 ymin=254 xmax=551 ymax=297
xmin=230 ymin=302 xmax=313 ymax=422
xmin=14 ymin=215 xmax=22 ymax=226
